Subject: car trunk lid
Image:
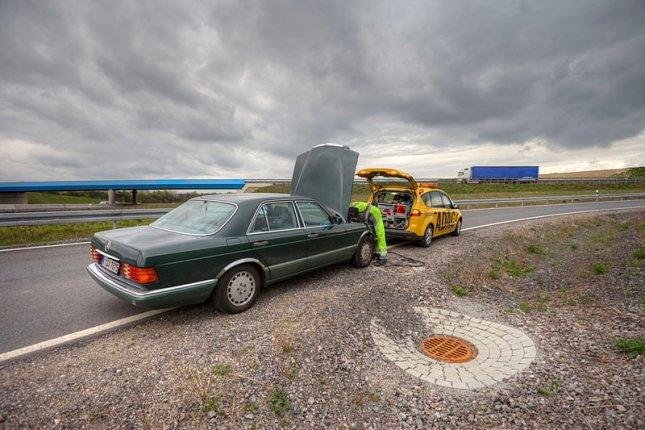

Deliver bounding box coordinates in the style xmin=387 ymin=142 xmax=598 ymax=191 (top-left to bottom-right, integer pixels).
xmin=93 ymin=226 xmax=202 ymax=266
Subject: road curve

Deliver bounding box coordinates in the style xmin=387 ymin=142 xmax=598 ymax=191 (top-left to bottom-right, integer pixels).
xmin=1 ymin=199 xmax=643 ymax=356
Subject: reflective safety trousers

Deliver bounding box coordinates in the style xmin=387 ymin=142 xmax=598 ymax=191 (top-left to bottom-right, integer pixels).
xmin=351 ymin=202 xmax=387 ymax=256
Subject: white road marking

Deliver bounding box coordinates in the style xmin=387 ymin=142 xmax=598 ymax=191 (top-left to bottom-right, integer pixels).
xmin=461 ymin=205 xmax=644 ymax=232
xmin=0 ymin=308 xmax=174 ymax=364
xmin=0 ymin=241 xmax=90 ymax=252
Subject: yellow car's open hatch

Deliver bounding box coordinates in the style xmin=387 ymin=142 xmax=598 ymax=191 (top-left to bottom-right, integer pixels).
xmin=356 ymin=168 xmax=418 ymax=191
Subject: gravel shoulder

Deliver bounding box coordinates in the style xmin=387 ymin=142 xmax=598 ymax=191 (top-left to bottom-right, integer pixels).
xmin=1 ymin=211 xmax=643 ymax=429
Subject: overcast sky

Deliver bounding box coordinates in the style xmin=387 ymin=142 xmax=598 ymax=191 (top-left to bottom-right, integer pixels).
xmin=1 ymin=0 xmax=644 ymax=181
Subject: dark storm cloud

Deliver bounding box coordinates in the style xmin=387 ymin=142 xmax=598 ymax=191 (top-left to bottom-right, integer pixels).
xmin=196 ymin=0 xmax=645 ymax=150
xmin=0 ymin=0 xmax=644 ymax=180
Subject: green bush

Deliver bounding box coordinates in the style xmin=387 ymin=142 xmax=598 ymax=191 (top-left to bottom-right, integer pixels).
xmin=527 ymin=244 xmax=545 ymax=255
xmin=211 ymin=363 xmax=232 ymax=377
xmin=450 ymin=285 xmax=469 ymax=297
xmin=267 ymin=386 xmax=292 ymax=417
xmin=613 ymin=338 xmax=645 ymax=357
xmin=632 ymin=250 xmax=645 ymax=260
xmin=591 ymin=263 xmax=609 ymax=275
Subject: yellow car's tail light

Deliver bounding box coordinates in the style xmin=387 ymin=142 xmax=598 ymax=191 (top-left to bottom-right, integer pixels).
xmin=122 ymin=264 xmax=159 ymax=284
xmin=411 ymin=209 xmax=422 ymax=217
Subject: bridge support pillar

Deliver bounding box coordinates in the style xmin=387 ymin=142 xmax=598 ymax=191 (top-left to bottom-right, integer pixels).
xmin=108 ymin=189 xmax=116 ymax=205
xmin=132 ymin=189 xmax=138 ymax=205
xmin=0 ymin=192 xmax=27 ymax=204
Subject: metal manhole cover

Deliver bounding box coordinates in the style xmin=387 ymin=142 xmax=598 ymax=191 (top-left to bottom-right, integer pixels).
xmin=420 ymin=335 xmax=478 ymax=363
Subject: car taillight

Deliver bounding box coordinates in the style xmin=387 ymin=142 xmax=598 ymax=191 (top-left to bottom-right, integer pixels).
xmin=411 ymin=209 xmax=422 ymax=216
xmin=90 ymin=246 xmax=102 ymax=264
xmin=121 ymin=264 xmax=159 ymax=284
xmin=395 ymin=205 xmax=407 ymax=214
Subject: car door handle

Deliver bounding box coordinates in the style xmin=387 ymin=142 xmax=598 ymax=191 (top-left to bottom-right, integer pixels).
xmin=253 ymin=241 xmax=269 ymax=247
xmin=307 ymin=233 xmax=319 ymax=238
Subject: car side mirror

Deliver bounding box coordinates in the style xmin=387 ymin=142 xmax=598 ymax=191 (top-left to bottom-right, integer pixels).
xmin=331 ymin=215 xmax=344 ymax=225
xmin=453 ymin=203 xmax=459 ymax=209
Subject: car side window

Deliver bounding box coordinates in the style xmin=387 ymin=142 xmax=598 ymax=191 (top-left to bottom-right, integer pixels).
xmin=266 ymin=202 xmax=298 ymax=231
xmin=250 ymin=206 xmax=269 ymax=232
xmin=421 ymin=193 xmax=431 ymax=206
xmin=430 ymin=191 xmax=444 ymax=208
xmin=440 ymin=193 xmax=453 ymax=208
xmin=250 ymin=202 xmax=298 ymax=233
xmin=296 ymin=202 xmax=331 ymax=226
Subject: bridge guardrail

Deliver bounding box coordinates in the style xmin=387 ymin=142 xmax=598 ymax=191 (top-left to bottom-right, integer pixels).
xmin=0 ymin=193 xmax=643 ymax=227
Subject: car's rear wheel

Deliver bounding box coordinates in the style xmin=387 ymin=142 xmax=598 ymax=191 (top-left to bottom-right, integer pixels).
xmin=214 ymin=264 xmax=260 ymax=313
xmin=451 ymin=219 xmax=462 ymax=236
xmin=351 ymin=234 xmax=374 ymax=267
xmin=417 ymin=224 xmax=434 ymax=247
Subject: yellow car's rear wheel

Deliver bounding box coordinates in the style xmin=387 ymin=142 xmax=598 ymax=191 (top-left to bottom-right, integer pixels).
xmin=417 ymin=224 xmax=434 ymax=247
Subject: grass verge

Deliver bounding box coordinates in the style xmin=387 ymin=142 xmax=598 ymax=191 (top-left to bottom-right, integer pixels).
xmin=444 ymin=212 xmax=645 ymax=312
xmin=0 ymin=220 xmax=154 ymax=247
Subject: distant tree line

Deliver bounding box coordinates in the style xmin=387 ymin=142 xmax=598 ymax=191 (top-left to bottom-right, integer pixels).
xmin=626 ymin=167 xmax=645 ymax=178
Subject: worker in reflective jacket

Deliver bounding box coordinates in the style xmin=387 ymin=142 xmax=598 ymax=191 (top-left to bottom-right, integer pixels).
xmin=351 ymin=202 xmax=387 ymax=264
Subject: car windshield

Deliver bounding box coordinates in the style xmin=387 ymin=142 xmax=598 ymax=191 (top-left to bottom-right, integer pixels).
xmin=151 ymin=200 xmax=236 ymax=235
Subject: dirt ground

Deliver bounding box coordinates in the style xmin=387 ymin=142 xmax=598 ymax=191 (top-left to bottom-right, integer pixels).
xmin=1 ymin=210 xmax=643 ymax=429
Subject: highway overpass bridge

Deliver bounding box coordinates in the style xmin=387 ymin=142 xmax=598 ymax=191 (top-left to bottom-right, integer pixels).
xmin=0 ymin=179 xmax=245 ymax=204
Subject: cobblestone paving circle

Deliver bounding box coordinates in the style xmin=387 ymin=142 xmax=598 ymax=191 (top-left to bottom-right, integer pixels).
xmin=370 ymin=307 xmax=536 ymax=390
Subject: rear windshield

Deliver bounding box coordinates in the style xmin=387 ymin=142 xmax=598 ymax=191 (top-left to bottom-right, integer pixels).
xmin=151 ymin=200 xmax=236 ymax=235
xmin=371 ymin=176 xmax=412 ymax=188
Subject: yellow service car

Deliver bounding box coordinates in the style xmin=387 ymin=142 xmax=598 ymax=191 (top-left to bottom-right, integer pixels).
xmin=357 ymin=168 xmax=462 ymax=247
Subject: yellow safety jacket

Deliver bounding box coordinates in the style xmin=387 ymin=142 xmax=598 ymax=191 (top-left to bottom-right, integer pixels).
xmin=351 ymin=202 xmax=387 ymax=256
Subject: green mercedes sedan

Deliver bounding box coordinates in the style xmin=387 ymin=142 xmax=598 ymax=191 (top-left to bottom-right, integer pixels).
xmin=87 ymin=193 xmax=373 ymax=313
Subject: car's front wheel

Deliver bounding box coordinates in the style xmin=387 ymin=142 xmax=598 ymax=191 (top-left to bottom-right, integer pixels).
xmin=351 ymin=234 xmax=374 ymax=267
xmin=417 ymin=224 xmax=434 ymax=247
xmin=214 ymin=264 xmax=260 ymax=313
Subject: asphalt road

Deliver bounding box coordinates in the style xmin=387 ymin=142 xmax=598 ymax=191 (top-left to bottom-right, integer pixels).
xmin=1 ymin=199 xmax=643 ymax=355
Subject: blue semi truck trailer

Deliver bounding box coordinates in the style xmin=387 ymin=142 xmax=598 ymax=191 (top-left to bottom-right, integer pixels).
xmin=457 ymin=166 xmax=539 ymax=183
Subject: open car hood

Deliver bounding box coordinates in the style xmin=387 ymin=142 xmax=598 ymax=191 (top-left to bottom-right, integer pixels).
xmin=290 ymin=144 xmax=359 ymax=219
xmin=356 ymin=168 xmax=418 ymax=191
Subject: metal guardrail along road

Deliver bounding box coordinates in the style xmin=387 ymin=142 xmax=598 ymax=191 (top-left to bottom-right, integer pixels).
xmin=0 ymin=208 xmax=171 ymax=227
xmin=456 ymin=193 xmax=645 ymax=208
xmin=1 ymin=193 xmax=643 ymax=227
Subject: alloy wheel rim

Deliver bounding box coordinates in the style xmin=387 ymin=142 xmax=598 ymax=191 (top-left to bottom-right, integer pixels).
xmin=426 ymin=227 xmax=432 ymax=244
xmin=227 ymin=271 xmax=256 ymax=306
xmin=360 ymin=241 xmax=372 ymax=262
